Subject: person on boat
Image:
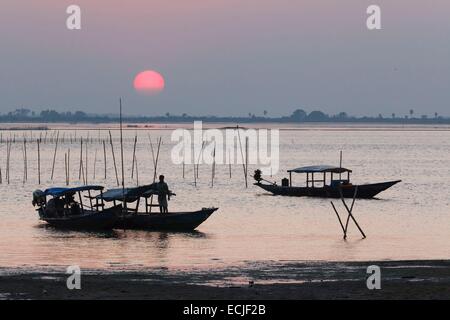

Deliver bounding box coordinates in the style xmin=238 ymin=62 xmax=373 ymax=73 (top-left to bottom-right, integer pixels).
xmin=156 ymin=175 xmax=170 ymax=213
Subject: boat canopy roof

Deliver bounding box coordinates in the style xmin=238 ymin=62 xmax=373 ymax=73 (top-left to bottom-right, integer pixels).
xmin=44 ymin=185 xmax=104 ymax=197
xmin=100 ymin=184 xmax=157 ymax=202
xmin=287 ymin=165 xmax=352 ymax=174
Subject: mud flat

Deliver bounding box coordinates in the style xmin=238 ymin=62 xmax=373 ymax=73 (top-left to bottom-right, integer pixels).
xmin=1 ymin=260 xmax=450 ymax=300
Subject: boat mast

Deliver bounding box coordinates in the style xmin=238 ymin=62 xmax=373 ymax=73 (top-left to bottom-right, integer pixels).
xmin=120 ymin=98 xmax=126 ymax=210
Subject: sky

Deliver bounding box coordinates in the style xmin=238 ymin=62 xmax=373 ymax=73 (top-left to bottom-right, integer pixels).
xmin=1 ymin=0 xmax=450 ymax=117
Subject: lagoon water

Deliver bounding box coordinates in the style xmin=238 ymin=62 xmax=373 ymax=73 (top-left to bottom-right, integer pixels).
xmin=0 ymin=124 xmax=449 ymax=272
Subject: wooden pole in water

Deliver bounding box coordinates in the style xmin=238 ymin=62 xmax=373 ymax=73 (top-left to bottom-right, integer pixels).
xmin=79 ymin=139 xmax=86 ymax=185
xmin=148 ymin=134 xmax=157 ymax=194
xmin=229 ymin=153 xmax=232 ymax=179
xmin=4 ymin=140 xmax=7 ymax=183
xmin=153 ymin=137 xmax=162 ymax=183
xmin=7 ymin=139 xmax=11 ymax=184
xmin=148 ymin=134 xmax=156 ymax=167
xmin=195 ymin=141 xmax=205 ymax=180
xmin=211 ymin=141 xmax=216 ymax=187
xmin=50 ymin=131 xmax=59 ymax=181
xmin=339 ymin=186 xmax=366 ymax=239
xmin=330 ymin=201 xmax=346 ymax=235
xmin=119 ymin=98 xmax=126 ymax=211
xmin=134 ymin=153 xmax=139 ymax=186
xmin=237 ymin=126 xmax=247 ymax=187
xmin=5 ymin=138 xmax=9 ymax=181
xmin=193 ymin=161 xmax=197 ymax=187
xmin=148 ymin=137 xmax=162 ymax=213
xmin=67 ymin=148 xmax=70 ymax=185
xmin=343 ymin=186 xmax=359 ymax=239
xmin=103 ymin=140 xmax=107 ymax=180
xmin=109 ymin=130 xmax=119 ymax=186
xmin=37 ymin=138 xmax=40 ymax=184
xmin=339 ymin=150 xmax=343 ymax=181
xmin=182 ymin=161 xmax=185 ymax=179
xmin=79 ymin=138 xmax=83 ymax=180
xmin=131 ymin=134 xmax=137 ymax=179
xmin=93 ymin=149 xmax=97 ymax=180
xmin=65 ymin=153 xmax=68 ymax=185
xmin=24 ymin=138 xmax=27 ymax=182
xmin=244 ymin=136 xmax=249 ymax=188
xmin=22 ymin=142 xmax=25 ymax=184
xmin=85 ymin=139 xmax=88 ymax=185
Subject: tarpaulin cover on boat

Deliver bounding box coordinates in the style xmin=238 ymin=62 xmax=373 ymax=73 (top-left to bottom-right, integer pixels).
xmin=44 ymin=185 xmax=104 ymax=197
xmin=100 ymin=184 xmax=158 ymax=202
xmin=288 ymin=165 xmax=352 ymax=174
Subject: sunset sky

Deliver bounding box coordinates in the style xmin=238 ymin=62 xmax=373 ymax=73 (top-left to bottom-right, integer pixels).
xmin=1 ymin=0 xmax=449 ymax=116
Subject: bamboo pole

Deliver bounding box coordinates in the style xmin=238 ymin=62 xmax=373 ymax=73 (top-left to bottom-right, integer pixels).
xmin=211 ymin=141 xmax=216 ymax=187
xmin=148 ymin=134 xmax=156 ymax=168
xmin=78 ymin=138 xmax=83 ymax=180
xmin=330 ymin=201 xmax=346 ymax=235
xmin=229 ymin=153 xmax=232 ymax=178
xmin=65 ymin=153 xmax=68 ymax=185
xmin=37 ymin=139 xmax=41 ymax=184
xmin=339 ymin=187 xmax=365 ymax=239
xmin=93 ymin=149 xmax=97 ymax=180
xmin=182 ymin=161 xmax=185 ymax=179
xmin=343 ymin=186 xmax=359 ymax=239
xmin=153 ymin=137 xmax=162 ymax=183
xmin=193 ymin=161 xmax=197 ymax=187
xmin=134 ymin=153 xmax=139 ymax=186
xmin=109 ymin=130 xmax=120 ymax=186
xmin=131 ymin=134 xmax=138 ymax=179
xmin=244 ymin=136 xmax=249 ymax=188
xmin=148 ymin=137 xmax=162 ymax=213
xmin=24 ymin=138 xmax=27 ymax=182
xmin=103 ymin=140 xmax=107 ymax=180
xmin=67 ymin=148 xmax=70 ymax=185
xmin=85 ymin=139 xmax=88 ymax=185
xmin=4 ymin=140 xmax=7 ymax=183
xmin=195 ymin=141 xmax=205 ymax=180
xmin=237 ymin=126 xmax=247 ymax=187
xmin=50 ymin=131 xmax=60 ymax=181
xmin=119 ymin=98 xmax=126 ymax=212
xmin=21 ymin=142 xmax=25 ymax=184
xmin=6 ymin=139 xmax=11 ymax=184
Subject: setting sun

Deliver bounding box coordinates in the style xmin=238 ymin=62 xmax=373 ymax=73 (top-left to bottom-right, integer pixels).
xmin=133 ymin=70 xmax=165 ymax=95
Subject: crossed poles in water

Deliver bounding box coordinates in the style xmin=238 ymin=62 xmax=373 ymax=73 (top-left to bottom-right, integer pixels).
xmin=331 ymin=186 xmax=366 ymax=239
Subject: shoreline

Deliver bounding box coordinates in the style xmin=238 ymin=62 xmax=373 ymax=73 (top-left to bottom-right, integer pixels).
xmin=1 ymin=260 xmax=450 ymax=300
xmin=2 ymin=122 xmax=450 ymax=131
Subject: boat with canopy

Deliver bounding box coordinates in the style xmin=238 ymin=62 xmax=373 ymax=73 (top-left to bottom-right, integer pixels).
xmin=32 ymin=185 xmax=121 ymax=230
xmin=97 ymin=184 xmax=218 ymax=231
xmin=254 ymin=165 xmax=401 ymax=199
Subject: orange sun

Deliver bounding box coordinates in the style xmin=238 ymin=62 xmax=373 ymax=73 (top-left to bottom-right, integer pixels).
xmin=133 ymin=70 xmax=165 ymax=95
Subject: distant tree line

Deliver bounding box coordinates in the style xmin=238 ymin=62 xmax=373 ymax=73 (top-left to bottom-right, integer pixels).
xmin=0 ymin=107 xmax=448 ymax=124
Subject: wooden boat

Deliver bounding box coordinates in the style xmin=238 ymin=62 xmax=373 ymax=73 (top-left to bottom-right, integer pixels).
xmin=254 ymin=165 xmax=401 ymax=199
xmin=32 ymin=186 xmax=121 ymax=230
xmin=115 ymin=208 xmax=218 ymax=231
xmin=98 ymin=185 xmax=218 ymax=231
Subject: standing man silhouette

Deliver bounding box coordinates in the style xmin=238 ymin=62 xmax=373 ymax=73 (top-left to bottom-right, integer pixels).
xmin=156 ymin=175 xmax=170 ymax=213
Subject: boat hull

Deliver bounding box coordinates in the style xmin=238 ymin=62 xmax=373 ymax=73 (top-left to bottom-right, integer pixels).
xmin=255 ymin=181 xmax=401 ymax=199
xmin=114 ymin=208 xmax=218 ymax=231
xmin=39 ymin=206 xmax=121 ymax=230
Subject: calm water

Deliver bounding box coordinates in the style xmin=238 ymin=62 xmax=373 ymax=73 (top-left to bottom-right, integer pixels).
xmin=0 ymin=125 xmax=449 ymax=271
